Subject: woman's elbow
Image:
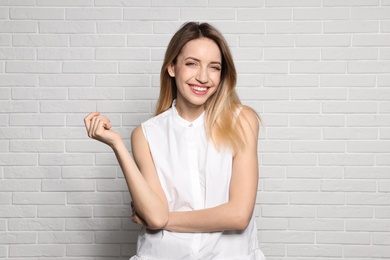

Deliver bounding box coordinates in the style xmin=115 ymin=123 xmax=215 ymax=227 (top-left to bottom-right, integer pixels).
xmin=146 ymin=213 xmax=169 ymax=230
xmin=231 ymin=212 xmax=251 ymax=231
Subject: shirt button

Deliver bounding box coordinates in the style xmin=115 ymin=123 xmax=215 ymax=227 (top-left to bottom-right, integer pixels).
xmin=189 ymin=124 xmax=193 ymax=127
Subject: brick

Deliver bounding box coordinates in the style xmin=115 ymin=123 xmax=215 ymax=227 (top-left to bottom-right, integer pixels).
xmin=0 ymin=193 xmax=11 ymax=204
xmin=67 ymin=192 xmax=122 ymax=205
xmin=0 ymin=180 xmax=39 ymax=191
xmin=0 ymin=101 xmax=38 ymax=113
xmin=40 ymin=101 xmax=96 ymax=113
xmin=97 ymin=101 xmax=150 ymax=113
xmin=353 ymin=35 xmax=390 ymax=47
xmin=292 ymin=88 xmax=347 ymax=100
xmin=289 ymin=218 xmax=344 ymax=231
xmin=10 ymin=7 xmax=64 ymax=20
xmin=260 ymin=231 xmax=314 ymax=243
xmin=347 ymin=115 xmax=390 ymax=127
xmin=0 ymin=0 xmax=36 ymax=5
xmin=347 ymin=219 xmax=390 ymax=231
xmin=264 ymin=48 xmax=319 ymax=60
xmin=42 ymin=180 xmax=95 ymax=192
xmin=13 ymin=192 xmax=66 ymax=205
xmin=12 ymin=88 xmax=67 ymax=100
xmin=98 ymin=22 xmax=153 ymax=34
xmin=8 ymin=219 xmax=62 ymax=231
xmin=373 ymin=233 xmax=390 ymax=245
xmin=256 ymin=192 xmax=288 ymax=204
xmin=9 ymin=245 xmax=65 ymax=257
xmin=324 ymin=21 xmax=379 ymax=33
xmin=262 ymin=205 xmax=316 ymax=217
xmin=6 ymin=61 xmax=61 ymax=73
xmin=70 ymin=35 xmax=125 ymax=47
xmin=264 ymin=75 xmax=318 ymax=87
xmin=265 ymin=101 xmax=320 ymax=113
xmin=345 ymin=246 xmax=390 ymax=258
xmin=287 ymin=245 xmax=342 ymax=257
xmin=39 ymin=154 xmax=93 ymax=166
xmin=39 ymin=74 xmax=93 ymax=87
xmin=290 ymin=115 xmax=345 ymax=127
xmin=294 ymin=7 xmax=350 ymax=20
xmin=318 ymin=206 xmax=373 ymax=218
xmin=236 ymin=61 xmax=288 ymax=74
xmin=0 ymin=35 xmax=10 ymax=46
xmin=345 ymin=166 xmax=390 ymax=179
xmin=124 ymin=8 xmax=179 ymax=20
xmin=119 ymin=61 xmax=162 ymax=74
xmin=0 ymin=154 xmax=37 ymax=166
xmin=37 ymin=0 xmax=93 ymax=6
xmin=287 ymin=166 xmax=343 ymax=179
xmin=262 ymin=154 xmax=317 ymax=166
xmin=69 ymin=87 xmax=124 ymax=100
xmin=264 ymin=180 xmax=320 ymax=191
xmin=94 ymin=206 xmax=131 ymax=217
xmin=66 ymin=8 xmax=122 ymax=20
xmin=375 ymin=207 xmax=390 ymax=218
xmin=0 ymin=21 xmax=37 ymax=33
xmin=322 ymin=47 xmax=378 ymax=60
xmin=39 ymin=21 xmax=95 ymax=33
xmin=95 ymin=75 xmax=150 ymax=87
xmin=266 ymin=0 xmax=320 ymax=6
xmin=381 ymin=48 xmax=390 ymax=60
xmin=0 ymin=88 xmax=9 ymax=99
xmin=10 ymin=140 xmax=64 ymax=152
xmin=95 ymin=48 xmax=149 ymax=60
xmin=240 ymin=35 xmax=294 ymax=47
xmin=5 ymin=166 xmax=60 ymax=179
xmin=322 ymin=180 xmax=376 ymax=192
xmin=13 ymin=35 xmax=68 ymax=47
xmin=292 ymin=141 xmax=345 ymax=153
xmin=152 ymin=0 xmax=207 ymax=7
xmin=350 ymin=88 xmax=390 ymax=100
xmin=61 ymin=166 xmax=117 ymax=179
xmin=37 ymin=48 xmax=94 ymax=60
xmin=347 ymin=193 xmax=390 ymax=205
xmin=322 ymin=101 xmax=377 ymax=114
xmin=42 ymin=127 xmax=88 ymax=140
xmin=39 ymin=232 xmax=93 ymax=244
xmin=125 ymin=87 xmax=159 ymax=100
xmin=378 ymin=75 xmax=390 ymax=87
xmin=291 ymin=61 xmax=346 ymax=74
xmin=381 ymin=128 xmax=390 ymax=139
xmin=63 ymin=62 xmax=117 ymax=74
xmin=95 ymin=0 xmax=149 ymax=6
xmin=319 ymin=154 xmax=374 ymax=166
xmin=66 ymin=244 xmax=120 ymax=257
xmin=267 ymin=21 xmax=322 ymax=34
xmin=348 ymin=141 xmax=390 ymax=153
xmin=0 ymin=232 xmax=36 ymax=244
xmin=382 ymin=21 xmax=390 ymax=32
xmin=323 ymin=127 xmax=378 ymax=140
xmin=324 ymin=0 xmax=379 ymax=6
xmin=97 ymin=179 xmax=128 ymax=192
xmin=0 ymin=48 xmax=35 ymax=60
xmin=320 ymin=75 xmax=376 ymax=87
xmin=352 ymin=7 xmax=390 ymax=20
xmin=66 ymin=218 xmax=120 ymax=231
xmin=38 ymin=206 xmax=92 ymax=218
xmin=348 ymin=61 xmax=390 ymax=73
xmin=95 ymin=231 xmax=138 ymax=243
xmin=0 ymin=205 xmax=36 ymax=218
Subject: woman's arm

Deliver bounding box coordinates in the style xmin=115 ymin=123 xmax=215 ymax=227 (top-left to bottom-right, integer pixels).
xmin=84 ymin=113 xmax=168 ymax=229
xmin=163 ymin=107 xmax=260 ymax=232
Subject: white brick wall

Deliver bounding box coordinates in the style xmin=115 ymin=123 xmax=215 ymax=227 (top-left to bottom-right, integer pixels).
xmin=0 ymin=1 xmax=389 ymax=259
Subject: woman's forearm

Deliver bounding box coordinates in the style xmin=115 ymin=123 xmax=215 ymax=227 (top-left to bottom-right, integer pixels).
xmin=112 ymin=141 xmax=168 ymax=229
xmin=165 ymin=201 xmax=254 ymax=233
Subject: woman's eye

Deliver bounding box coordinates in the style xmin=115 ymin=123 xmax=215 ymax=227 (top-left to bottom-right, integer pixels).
xmin=211 ymin=66 xmax=221 ymax=71
xmin=186 ymin=62 xmax=196 ymax=66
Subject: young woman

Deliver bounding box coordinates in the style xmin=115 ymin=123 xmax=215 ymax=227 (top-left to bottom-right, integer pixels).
xmin=84 ymin=22 xmax=266 ymax=260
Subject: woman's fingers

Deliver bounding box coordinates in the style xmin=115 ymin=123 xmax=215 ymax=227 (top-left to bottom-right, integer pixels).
xmin=84 ymin=113 xmax=111 ymax=139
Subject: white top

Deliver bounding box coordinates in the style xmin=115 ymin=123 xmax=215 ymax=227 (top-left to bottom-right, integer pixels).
xmin=131 ymin=101 xmax=265 ymax=260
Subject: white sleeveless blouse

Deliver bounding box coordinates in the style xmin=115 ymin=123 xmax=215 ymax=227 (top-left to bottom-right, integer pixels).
xmin=131 ymin=101 xmax=265 ymax=260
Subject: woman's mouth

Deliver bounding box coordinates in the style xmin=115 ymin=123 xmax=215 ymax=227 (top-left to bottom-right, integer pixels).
xmin=190 ymin=85 xmax=208 ymax=95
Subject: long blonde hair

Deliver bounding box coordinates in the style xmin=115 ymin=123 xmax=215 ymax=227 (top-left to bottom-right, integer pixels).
xmin=156 ymin=22 xmax=255 ymax=152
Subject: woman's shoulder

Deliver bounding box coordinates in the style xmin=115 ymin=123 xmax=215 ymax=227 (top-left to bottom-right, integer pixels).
xmin=142 ymin=107 xmax=173 ymax=126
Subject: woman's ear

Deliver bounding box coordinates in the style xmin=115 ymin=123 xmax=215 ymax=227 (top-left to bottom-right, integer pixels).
xmin=167 ymin=64 xmax=175 ymax=77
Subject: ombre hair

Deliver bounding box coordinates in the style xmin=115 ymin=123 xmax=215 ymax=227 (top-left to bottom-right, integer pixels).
xmin=156 ymin=22 xmax=257 ymax=152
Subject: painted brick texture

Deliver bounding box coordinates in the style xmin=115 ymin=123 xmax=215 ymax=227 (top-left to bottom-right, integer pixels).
xmin=0 ymin=1 xmax=389 ymax=259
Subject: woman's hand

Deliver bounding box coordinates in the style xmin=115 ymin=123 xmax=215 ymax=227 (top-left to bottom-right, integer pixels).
xmin=84 ymin=112 xmax=122 ymax=148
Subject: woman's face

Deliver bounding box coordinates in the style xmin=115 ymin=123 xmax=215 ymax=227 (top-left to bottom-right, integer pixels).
xmin=168 ymin=37 xmax=222 ymax=111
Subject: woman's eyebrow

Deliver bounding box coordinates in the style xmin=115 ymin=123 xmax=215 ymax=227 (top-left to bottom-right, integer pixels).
xmin=185 ymin=56 xmax=222 ymax=65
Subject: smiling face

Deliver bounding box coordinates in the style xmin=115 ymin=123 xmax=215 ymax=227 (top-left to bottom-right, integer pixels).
xmin=168 ymin=37 xmax=222 ymax=119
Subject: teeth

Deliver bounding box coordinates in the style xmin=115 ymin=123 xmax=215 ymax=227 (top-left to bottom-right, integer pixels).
xmin=192 ymin=86 xmax=207 ymax=92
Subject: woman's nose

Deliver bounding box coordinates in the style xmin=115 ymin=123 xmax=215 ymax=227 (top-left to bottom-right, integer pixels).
xmin=195 ymin=67 xmax=208 ymax=84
